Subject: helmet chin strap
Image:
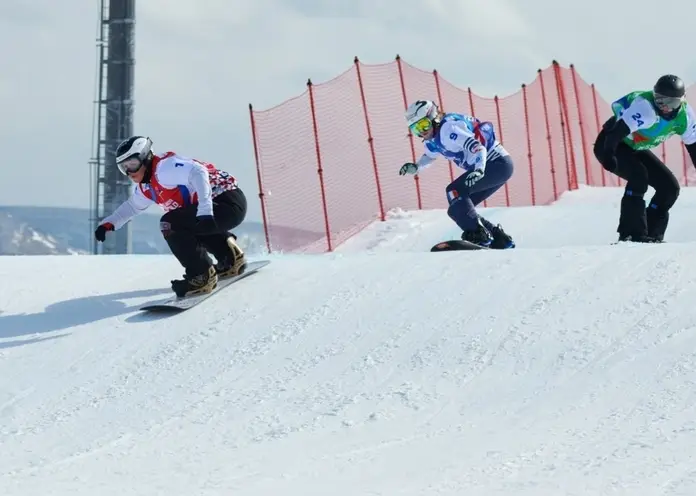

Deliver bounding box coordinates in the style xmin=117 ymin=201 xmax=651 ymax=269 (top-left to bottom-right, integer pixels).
xmin=140 ymin=153 xmax=154 ymax=183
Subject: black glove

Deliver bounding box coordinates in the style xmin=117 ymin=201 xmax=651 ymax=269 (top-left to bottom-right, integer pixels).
xmin=195 ymin=215 xmax=218 ymax=235
xmin=399 ymin=163 xmax=418 ymax=176
xmin=94 ymin=223 xmax=113 ymax=242
xmin=602 ymin=117 xmax=630 ymax=158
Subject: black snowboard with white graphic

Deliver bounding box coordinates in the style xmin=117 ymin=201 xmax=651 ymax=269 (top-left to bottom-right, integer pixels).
xmin=430 ymin=240 xmax=489 ymax=252
xmin=140 ymin=260 xmax=271 ymax=312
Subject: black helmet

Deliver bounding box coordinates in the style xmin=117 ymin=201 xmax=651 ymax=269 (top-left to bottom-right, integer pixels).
xmin=653 ymin=75 xmax=685 ymax=117
xmin=654 ymin=74 xmax=685 ymax=98
xmin=115 ymin=136 xmax=153 ymax=175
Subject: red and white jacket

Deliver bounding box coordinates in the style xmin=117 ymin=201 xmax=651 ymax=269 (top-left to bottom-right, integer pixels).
xmin=100 ymin=151 xmax=238 ymax=230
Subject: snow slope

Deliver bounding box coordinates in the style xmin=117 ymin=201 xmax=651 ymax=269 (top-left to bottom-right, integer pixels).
xmin=3 ymin=187 xmax=696 ymax=495
xmin=337 ymin=185 xmax=696 ymax=252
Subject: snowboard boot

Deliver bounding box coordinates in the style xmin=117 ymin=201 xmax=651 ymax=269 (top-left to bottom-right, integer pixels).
xmin=479 ymin=216 xmax=515 ymax=249
xmin=461 ymin=220 xmax=493 ymax=247
xmin=171 ymin=265 xmax=218 ymax=298
xmin=214 ymin=234 xmax=247 ymax=279
xmin=646 ymin=205 xmax=669 ymax=242
xmin=616 ymin=234 xmax=662 ymax=243
xmin=617 ymin=193 xmax=654 ymax=242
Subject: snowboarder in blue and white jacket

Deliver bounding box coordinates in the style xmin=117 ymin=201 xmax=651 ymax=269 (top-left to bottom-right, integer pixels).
xmin=399 ymin=99 xmax=515 ymax=249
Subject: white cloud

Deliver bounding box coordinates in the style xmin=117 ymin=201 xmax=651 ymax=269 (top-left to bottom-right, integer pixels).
xmin=1 ymin=0 xmax=696 ymax=222
xmin=425 ymin=0 xmax=532 ymax=38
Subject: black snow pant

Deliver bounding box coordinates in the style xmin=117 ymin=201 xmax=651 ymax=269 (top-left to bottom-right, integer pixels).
xmin=445 ymin=155 xmax=514 ymax=232
xmin=593 ymin=128 xmax=680 ymax=240
xmin=159 ymin=188 xmax=247 ymax=276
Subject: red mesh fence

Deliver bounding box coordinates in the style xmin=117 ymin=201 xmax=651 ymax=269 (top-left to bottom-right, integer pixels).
xmin=249 ymin=57 xmax=695 ymax=253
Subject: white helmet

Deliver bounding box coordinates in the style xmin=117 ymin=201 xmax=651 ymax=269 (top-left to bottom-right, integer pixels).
xmin=405 ymin=100 xmax=439 ymax=137
xmin=115 ymin=136 xmax=153 ymax=175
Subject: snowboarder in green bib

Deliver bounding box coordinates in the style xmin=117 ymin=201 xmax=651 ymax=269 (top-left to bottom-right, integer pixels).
xmin=594 ymin=74 xmax=696 ymax=243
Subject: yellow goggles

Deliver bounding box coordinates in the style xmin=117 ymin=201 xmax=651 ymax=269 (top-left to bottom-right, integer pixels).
xmin=409 ymin=116 xmax=433 ymax=136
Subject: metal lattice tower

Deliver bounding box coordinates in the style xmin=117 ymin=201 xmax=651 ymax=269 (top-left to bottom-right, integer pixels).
xmin=89 ymin=0 xmax=135 ymax=255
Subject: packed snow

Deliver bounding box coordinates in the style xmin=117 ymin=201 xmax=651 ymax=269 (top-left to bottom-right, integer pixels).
xmin=337 ymin=185 xmax=696 ymax=253
xmin=2 ymin=186 xmax=696 ymax=495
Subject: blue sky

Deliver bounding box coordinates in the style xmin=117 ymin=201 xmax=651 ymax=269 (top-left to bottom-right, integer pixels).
xmin=2 ymin=0 xmax=696 ymax=223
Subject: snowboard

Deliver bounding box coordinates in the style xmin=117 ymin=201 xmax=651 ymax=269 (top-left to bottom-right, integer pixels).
xmin=611 ymin=239 xmax=664 ymax=245
xmin=430 ymin=239 xmax=489 ymax=252
xmin=139 ymin=260 xmax=270 ymax=313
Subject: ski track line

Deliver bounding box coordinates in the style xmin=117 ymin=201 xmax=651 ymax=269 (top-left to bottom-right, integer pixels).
xmin=569 ymin=254 xmax=685 ymax=377
xmin=56 ymin=285 xmax=367 ymax=465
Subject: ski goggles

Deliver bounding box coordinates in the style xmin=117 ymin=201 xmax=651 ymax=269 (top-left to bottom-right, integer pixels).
xmin=409 ymin=116 xmax=433 ymax=137
xmin=117 ymin=156 xmax=144 ymax=175
xmin=654 ymin=93 xmax=684 ymax=113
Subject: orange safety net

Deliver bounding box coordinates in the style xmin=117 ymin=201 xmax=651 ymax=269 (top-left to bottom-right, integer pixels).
xmin=249 ymin=57 xmax=695 ymax=253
